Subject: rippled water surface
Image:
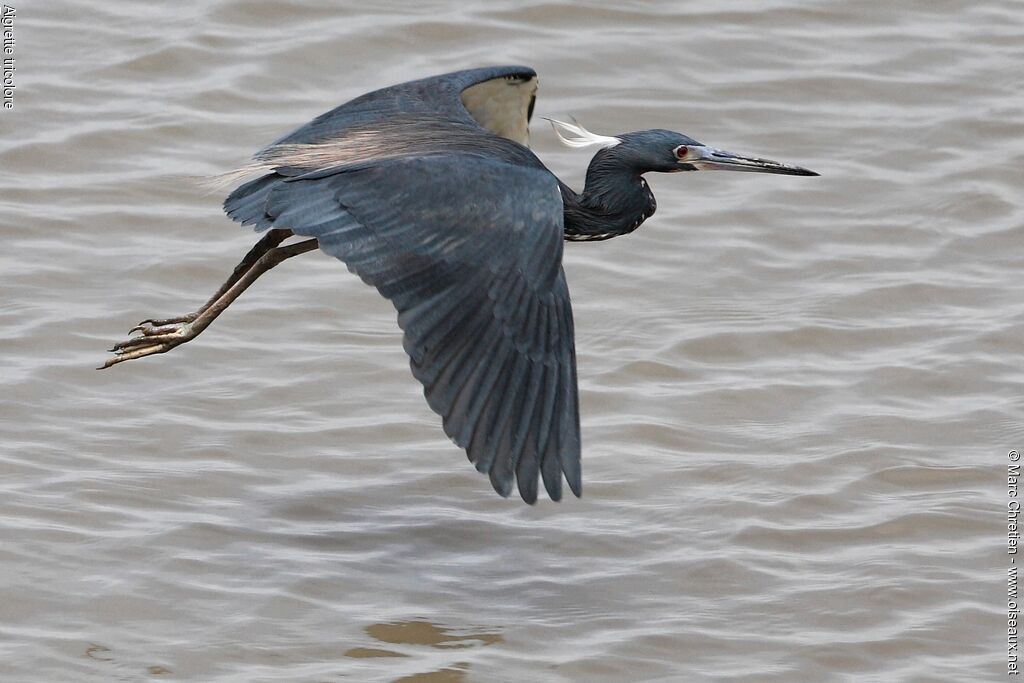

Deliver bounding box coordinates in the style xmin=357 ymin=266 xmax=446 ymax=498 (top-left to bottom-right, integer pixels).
xmin=2 ymin=1 xmax=1020 ymax=680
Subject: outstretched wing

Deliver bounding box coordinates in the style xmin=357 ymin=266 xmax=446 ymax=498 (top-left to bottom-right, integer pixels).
xmin=259 ymin=154 xmax=580 ymax=503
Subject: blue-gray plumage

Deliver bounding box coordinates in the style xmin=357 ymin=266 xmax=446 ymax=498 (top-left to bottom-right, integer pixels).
xmin=102 ymin=65 xmax=817 ymax=504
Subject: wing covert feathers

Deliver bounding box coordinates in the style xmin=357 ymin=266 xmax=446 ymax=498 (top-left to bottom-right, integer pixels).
xmin=255 ymin=154 xmax=581 ymax=502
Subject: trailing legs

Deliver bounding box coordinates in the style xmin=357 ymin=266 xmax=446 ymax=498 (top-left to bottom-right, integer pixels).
xmin=102 ymin=230 xmax=318 ymax=368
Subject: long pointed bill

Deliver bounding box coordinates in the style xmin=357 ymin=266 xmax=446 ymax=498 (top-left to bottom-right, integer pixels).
xmin=690 ymin=146 xmax=818 ymax=176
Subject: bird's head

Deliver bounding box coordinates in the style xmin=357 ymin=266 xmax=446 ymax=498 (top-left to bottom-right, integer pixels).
xmin=547 ymin=119 xmax=818 ymax=177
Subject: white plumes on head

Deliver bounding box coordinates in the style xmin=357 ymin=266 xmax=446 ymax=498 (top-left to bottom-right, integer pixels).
xmin=544 ymin=117 xmax=621 ymax=149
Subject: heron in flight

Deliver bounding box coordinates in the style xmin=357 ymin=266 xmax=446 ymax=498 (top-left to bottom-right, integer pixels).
xmin=102 ymin=65 xmax=817 ymax=503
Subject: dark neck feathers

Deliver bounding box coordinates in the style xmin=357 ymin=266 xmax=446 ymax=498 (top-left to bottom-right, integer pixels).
xmin=560 ymin=149 xmax=657 ymax=242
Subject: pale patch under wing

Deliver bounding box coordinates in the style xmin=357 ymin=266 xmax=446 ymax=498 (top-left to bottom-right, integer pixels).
xmin=460 ymin=75 xmax=537 ymax=148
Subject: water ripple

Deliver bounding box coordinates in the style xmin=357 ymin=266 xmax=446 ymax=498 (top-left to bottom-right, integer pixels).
xmin=1 ymin=0 xmax=1014 ymax=680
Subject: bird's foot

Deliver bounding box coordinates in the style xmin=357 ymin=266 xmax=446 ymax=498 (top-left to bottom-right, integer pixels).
xmin=100 ymin=317 xmax=199 ymax=369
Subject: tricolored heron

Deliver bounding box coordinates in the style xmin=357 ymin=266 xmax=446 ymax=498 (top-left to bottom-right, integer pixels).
xmin=102 ymin=65 xmax=817 ymax=503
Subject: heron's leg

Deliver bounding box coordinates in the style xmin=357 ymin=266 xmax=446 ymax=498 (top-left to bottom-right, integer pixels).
xmin=101 ymin=237 xmax=319 ymax=369
xmin=134 ymin=228 xmax=293 ymax=329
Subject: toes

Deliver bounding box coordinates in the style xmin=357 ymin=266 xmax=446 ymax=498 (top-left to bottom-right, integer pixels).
xmin=137 ymin=313 xmax=198 ymax=328
xmin=111 ymin=324 xmax=192 ymax=351
xmin=101 ymin=342 xmax=171 ymax=369
xmin=130 ymin=322 xmax=184 ymax=337
xmin=104 ymin=312 xmax=199 ymax=369
xmin=111 ymin=335 xmax=153 ymax=351
xmin=112 ymin=335 xmax=171 ymax=352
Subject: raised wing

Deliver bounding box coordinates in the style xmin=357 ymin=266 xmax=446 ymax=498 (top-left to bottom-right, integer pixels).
xmin=223 ymin=65 xmax=540 ymax=228
xmin=270 ymin=65 xmax=538 ymax=148
xmin=255 ymin=154 xmax=581 ymax=503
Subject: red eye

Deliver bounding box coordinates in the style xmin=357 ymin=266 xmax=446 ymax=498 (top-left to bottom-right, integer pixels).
xmin=675 ymin=146 xmax=688 ymax=159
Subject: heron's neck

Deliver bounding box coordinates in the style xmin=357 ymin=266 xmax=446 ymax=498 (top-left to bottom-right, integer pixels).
xmin=560 ymin=160 xmax=656 ymax=242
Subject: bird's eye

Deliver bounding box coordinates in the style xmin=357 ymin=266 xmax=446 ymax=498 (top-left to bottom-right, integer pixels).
xmin=674 ymin=145 xmax=689 ymax=159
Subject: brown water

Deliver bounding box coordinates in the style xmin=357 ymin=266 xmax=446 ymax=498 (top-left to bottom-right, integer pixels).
xmin=1 ymin=1 xmax=1018 ymax=681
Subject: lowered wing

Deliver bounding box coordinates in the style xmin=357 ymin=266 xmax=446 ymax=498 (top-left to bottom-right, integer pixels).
xmin=254 ymin=153 xmax=580 ymax=503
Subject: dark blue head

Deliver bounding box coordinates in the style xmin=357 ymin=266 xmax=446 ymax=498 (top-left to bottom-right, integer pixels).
xmin=549 ymin=120 xmax=818 ymax=177
xmin=603 ymin=129 xmax=704 ymax=173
